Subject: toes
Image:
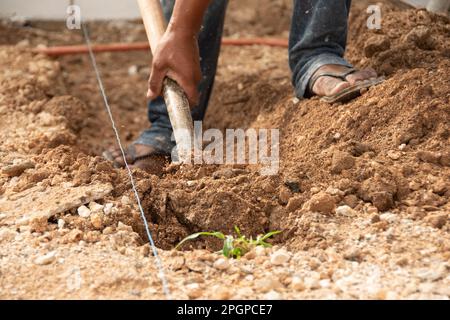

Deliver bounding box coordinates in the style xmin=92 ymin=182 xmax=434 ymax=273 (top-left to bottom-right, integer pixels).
xmin=346 ymin=69 xmax=378 ymax=85
xmin=328 ymin=81 xmax=351 ymax=96
xmin=313 ymin=77 xmax=350 ymax=97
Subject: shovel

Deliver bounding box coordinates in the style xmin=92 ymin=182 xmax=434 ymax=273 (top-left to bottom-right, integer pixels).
xmin=137 ymin=0 xmax=195 ymax=164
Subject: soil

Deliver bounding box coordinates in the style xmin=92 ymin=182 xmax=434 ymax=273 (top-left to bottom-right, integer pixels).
xmin=0 ymin=0 xmax=449 ymax=299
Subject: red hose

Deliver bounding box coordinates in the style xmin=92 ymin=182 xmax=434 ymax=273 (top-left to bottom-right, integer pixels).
xmin=33 ymin=38 xmax=288 ymax=56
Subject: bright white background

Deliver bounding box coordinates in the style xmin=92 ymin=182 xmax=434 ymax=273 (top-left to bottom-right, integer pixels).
xmin=0 ymin=0 xmax=141 ymax=20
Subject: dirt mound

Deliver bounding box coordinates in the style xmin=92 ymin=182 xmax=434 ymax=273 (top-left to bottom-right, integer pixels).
xmin=0 ymin=0 xmax=449 ymax=299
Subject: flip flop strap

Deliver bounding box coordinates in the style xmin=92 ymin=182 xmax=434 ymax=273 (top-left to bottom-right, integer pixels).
xmin=308 ymin=67 xmax=357 ymax=93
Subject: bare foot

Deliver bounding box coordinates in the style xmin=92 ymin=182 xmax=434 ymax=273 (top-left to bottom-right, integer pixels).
xmin=311 ymin=64 xmax=378 ymax=97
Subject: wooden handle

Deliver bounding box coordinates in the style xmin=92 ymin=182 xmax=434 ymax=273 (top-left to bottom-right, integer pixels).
xmin=137 ymin=0 xmax=194 ymax=163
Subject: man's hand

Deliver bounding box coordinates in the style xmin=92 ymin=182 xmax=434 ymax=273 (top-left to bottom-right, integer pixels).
xmin=146 ymin=0 xmax=211 ymax=107
xmin=147 ymin=29 xmax=201 ymax=106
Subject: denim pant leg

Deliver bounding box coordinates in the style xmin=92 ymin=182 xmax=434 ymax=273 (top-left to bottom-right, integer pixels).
xmin=289 ymin=0 xmax=353 ymax=98
xmin=135 ymin=0 xmax=228 ymax=154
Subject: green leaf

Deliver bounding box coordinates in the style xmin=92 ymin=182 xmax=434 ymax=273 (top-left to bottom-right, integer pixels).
xmin=259 ymin=230 xmax=282 ymax=242
xmin=222 ymin=236 xmax=235 ymax=258
xmin=175 ymin=231 xmax=225 ymax=250
xmin=234 ymin=226 xmax=242 ymax=238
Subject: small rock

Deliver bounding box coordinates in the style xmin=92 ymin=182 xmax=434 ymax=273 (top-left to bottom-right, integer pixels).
xmin=416 ymin=151 xmax=441 ymax=164
xmin=103 ymin=226 xmax=114 ymax=235
xmin=371 ymin=213 xmax=381 ymax=223
xmin=256 ymin=277 xmax=283 ymax=293
xmin=128 ymin=65 xmax=138 ymax=75
xmin=432 ymin=179 xmax=447 ymax=195
xmin=57 ymin=219 xmax=65 ymax=229
xmin=335 ymin=205 xmax=355 ymax=216
xmin=364 ymin=34 xmax=390 ymax=58
xmin=425 ymin=213 xmax=447 ymax=229
xmin=254 ymin=246 xmax=267 ymax=257
xmin=212 ymin=168 xmax=237 ymax=179
xmin=64 ymin=229 xmax=83 ymax=243
xmin=278 ymin=187 xmax=292 ymax=204
xmin=331 ymin=151 xmax=355 ymax=174
xmin=0 ymin=228 xmax=16 ymax=243
xmin=343 ymin=248 xmax=363 ymax=262
xmin=264 ymin=290 xmax=282 ymax=300
xmin=405 ymin=26 xmax=434 ymax=50
xmin=440 ymin=151 xmax=450 ymax=167
xmin=284 ymin=180 xmax=301 ymax=193
xmin=186 ymin=283 xmax=203 ymax=299
xmin=211 ymin=286 xmax=232 ymax=300
xmin=380 ymin=212 xmax=399 ymax=223
xmin=1 ymin=160 xmax=35 ymax=177
xmin=286 ymin=196 xmax=303 ymax=212
xmin=89 ymin=201 xmax=104 ymax=213
xmin=371 ymin=191 xmax=394 ymax=212
xmin=77 ymin=205 xmax=91 ymax=218
xmin=121 ymin=196 xmax=131 ymax=205
xmin=213 ymin=258 xmax=230 ymax=271
xmin=34 ymin=251 xmax=56 ymax=265
xmin=326 ymin=186 xmax=345 ymax=196
xmin=343 ymin=195 xmax=359 ymax=208
xmin=310 ymin=187 xmax=320 ymax=194
xmin=305 ymin=192 xmax=336 ymax=214
xmin=90 ymin=212 xmax=103 ymax=229
xmin=270 ymin=250 xmax=291 ymax=266
xmin=291 ymin=276 xmax=305 ymax=291
xmin=243 ymin=250 xmax=256 ymax=260
xmin=319 ymin=279 xmax=331 ymax=288
xmin=387 ymin=150 xmax=402 ymax=160
xmin=117 ymin=221 xmax=133 ymax=232
xmin=140 ymin=245 xmax=150 ymax=257
xmin=398 ymin=144 xmax=407 ymax=151
xmin=292 ymin=97 xmax=300 ymax=104
xmin=304 ymin=276 xmax=320 ymax=289
xmin=103 ymin=203 xmax=114 ymax=215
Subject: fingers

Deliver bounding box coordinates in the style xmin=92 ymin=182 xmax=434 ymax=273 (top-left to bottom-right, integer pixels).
xmin=147 ymin=60 xmax=166 ymax=100
xmin=147 ymin=59 xmax=201 ymax=107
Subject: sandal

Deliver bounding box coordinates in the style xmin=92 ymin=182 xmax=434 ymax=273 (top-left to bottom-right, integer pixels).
xmin=102 ymin=144 xmax=169 ymax=168
xmin=309 ymin=68 xmax=385 ymax=103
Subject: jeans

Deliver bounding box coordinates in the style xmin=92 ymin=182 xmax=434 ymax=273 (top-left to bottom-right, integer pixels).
xmin=135 ymin=0 xmax=353 ymax=153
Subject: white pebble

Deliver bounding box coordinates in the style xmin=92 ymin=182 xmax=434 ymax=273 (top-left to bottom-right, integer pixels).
xmin=89 ymin=201 xmax=104 ymax=213
xmin=264 ymin=290 xmax=282 ymax=300
xmin=335 ymin=205 xmax=355 ymax=216
xmin=291 ymin=276 xmax=305 ymax=291
xmin=34 ymin=251 xmax=56 ymax=265
xmin=128 ymin=65 xmax=139 ymax=75
xmin=270 ymin=250 xmax=291 ymax=266
xmin=57 ymin=219 xmax=65 ymax=229
xmin=254 ymin=246 xmax=267 ymax=257
xmin=77 ymin=205 xmax=91 ymax=218
xmin=186 ymin=283 xmax=203 ymax=299
xmin=213 ymin=258 xmax=230 ymax=270
xmin=103 ymin=203 xmax=114 ymax=215
xmin=0 ymin=228 xmax=16 ymax=242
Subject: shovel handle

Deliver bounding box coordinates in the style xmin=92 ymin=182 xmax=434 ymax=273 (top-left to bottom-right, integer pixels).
xmin=137 ymin=0 xmax=194 ymax=163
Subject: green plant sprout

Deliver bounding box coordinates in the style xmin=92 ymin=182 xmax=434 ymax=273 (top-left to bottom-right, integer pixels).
xmin=175 ymin=226 xmax=282 ymax=259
